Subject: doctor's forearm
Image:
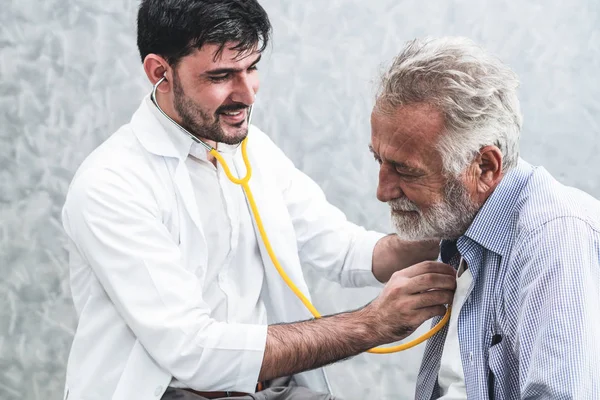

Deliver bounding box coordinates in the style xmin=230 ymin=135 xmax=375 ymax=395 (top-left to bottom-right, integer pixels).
xmin=371 ymin=234 xmax=439 ymax=283
xmin=258 ymin=258 xmax=456 ymax=381
xmin=258 ymin=308 xmax=385 ymax=382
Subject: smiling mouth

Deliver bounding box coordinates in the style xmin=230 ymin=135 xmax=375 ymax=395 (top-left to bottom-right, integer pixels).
xmin=221 ymin=110 xmax=244 ymax=116
xmin=218 ymin=108 xmax=247 ymax=125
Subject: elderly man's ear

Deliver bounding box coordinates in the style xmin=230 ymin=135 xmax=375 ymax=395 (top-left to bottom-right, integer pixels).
xmin=473 ymin=145 xmax=504 ymax=196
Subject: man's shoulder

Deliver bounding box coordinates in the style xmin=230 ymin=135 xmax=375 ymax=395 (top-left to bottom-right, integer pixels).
xmin=67 ymin=123 xmax=160 ymax=197
xmin=514 ymin=166 xmax=600 ymax=240
xmin=246 ymin=125 xmax=294 ymax=169
xmin=247 ymin=124 xmax=280 ymax=150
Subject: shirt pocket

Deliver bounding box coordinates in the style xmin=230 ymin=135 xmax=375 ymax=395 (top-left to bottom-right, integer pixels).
xmin=488 ymin=335 xmax=507 ymax=400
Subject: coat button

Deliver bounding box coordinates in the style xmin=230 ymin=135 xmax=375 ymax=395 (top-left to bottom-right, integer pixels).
xmin=154 ymin=386 xmax=163 ymax=396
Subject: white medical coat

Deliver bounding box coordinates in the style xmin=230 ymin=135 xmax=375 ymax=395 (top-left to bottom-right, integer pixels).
xmin=61 ymin=97 xmax=384 ymax=400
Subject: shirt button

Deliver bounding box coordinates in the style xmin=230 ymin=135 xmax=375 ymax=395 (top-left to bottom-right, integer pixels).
xmin=469 ymin=352 xmax=474 ymax=365
xmin=154 ymin=386 xmax=163 ymax=396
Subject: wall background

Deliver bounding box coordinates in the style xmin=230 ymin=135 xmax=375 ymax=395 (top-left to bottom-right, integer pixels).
xmin=2 ymin=0 xmax=599 ymax=399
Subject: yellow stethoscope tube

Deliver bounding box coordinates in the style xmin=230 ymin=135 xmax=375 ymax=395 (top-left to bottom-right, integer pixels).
xmin=211 ymin=138 xmax=451 ymax=354
xmin=150 ymin=76 xmax=450 ymax=353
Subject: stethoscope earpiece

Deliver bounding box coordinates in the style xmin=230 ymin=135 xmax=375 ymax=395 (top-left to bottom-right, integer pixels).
xmin=150 ymin=75 xmax=213 ymax=152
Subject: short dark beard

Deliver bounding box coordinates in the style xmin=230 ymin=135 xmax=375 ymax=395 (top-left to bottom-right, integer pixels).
xmin=172 ymin=71 xmax=248 ymax=145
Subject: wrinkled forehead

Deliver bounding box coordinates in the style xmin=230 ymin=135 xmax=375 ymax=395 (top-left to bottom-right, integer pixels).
xmin=370 ymin=103 xmax=446 ymax=169
xmin=372 ymin=103 xmax=444 ymax=147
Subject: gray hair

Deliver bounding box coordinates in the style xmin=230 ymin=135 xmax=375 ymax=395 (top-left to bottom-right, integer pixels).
xmin=375 ymin=37 xmax=523 ymax=176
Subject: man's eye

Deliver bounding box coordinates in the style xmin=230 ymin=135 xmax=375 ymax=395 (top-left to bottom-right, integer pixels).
xmin=372 ymin=155 xmax=382 ymax=165
xmin=209 ymin=75 xmax=229 ymax=82
xmin=249 ymin=65 xmax=258 ymax=71
xmin=394 ymin=168 xmax=418 ymax=179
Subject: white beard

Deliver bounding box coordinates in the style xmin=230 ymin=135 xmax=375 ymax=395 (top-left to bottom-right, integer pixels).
xmin=389 ymin=178 xmax=480 ymax=241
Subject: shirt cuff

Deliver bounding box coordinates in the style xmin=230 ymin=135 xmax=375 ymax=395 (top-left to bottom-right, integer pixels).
xmin=236 ymin=323 xmax=268 ymax=393
xmin=347 ymin=230 xmax=386 ymax=288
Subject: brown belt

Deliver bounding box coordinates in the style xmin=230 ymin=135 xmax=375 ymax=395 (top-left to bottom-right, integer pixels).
xmin=183 ymin=388 xmax=250 ymax=398
xmin=183 ymin=382 xmax=264 ymax=399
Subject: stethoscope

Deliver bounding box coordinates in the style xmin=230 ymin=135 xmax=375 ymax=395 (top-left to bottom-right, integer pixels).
xmin=151 ymin=75 xmax=451 ymax=354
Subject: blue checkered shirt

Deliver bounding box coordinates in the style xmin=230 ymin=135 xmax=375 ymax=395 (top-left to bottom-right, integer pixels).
xmin=415 ymin=160 xmax=600 ymax=400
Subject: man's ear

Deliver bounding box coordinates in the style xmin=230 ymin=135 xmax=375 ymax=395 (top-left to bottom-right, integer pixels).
xmin=476 ymin=145 xmax=503 ymax=194
xmin=143 ymin=54 xmax=171 ymax=93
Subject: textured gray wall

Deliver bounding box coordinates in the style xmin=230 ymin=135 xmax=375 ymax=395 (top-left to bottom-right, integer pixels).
xmin=2 ymin=0 xmax=599 ymax=399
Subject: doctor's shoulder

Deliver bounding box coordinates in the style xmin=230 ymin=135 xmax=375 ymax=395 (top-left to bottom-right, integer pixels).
xmin=247 ymin=124 xmax=295 ymax=165
xmin=65 ymin=125 xmax=166 ymax=211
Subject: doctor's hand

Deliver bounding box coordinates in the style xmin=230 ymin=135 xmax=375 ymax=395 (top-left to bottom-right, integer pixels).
xmin=364 ymin=260 xmax=456 ymax=342
xmin=259 ymin=260 xmax=455 ymax=383
xmin=372 ymin=234 xmax=440 ymax=283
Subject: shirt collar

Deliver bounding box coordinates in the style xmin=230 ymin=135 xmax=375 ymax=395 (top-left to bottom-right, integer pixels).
xmin=460 ymin=159 xmax=536 ymax=257
xmin=144 ymin=95 xmax=241 ymax=162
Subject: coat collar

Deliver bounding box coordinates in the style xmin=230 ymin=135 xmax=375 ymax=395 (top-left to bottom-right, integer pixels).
xmin=130 ymin=95 xmax=241 ymax=162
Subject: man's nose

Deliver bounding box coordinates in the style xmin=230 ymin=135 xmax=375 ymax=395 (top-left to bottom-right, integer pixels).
xmin=376 ymin=163 xmax=403 ymax=202
xmin=231 ymin=75 xmax=257 ymax=106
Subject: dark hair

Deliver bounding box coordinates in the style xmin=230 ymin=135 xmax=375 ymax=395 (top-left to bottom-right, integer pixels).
xmin=137 ymin=0 xmax=272 ymax=66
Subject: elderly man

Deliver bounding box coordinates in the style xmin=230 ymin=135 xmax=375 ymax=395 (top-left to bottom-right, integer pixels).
xmin=370 ymin=37 xmax=600 ymax=399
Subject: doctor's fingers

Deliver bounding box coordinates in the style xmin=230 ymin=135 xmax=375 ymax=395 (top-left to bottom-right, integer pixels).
xmin=410 ymin=289 xmax=454 ymax=310
xmin=406 ymin=272 xmax=457 ymax=295
xmin=412 ymin=304 xmax=450 ymax=322
xmin=395 ymin=260 xmax=456 ymax=279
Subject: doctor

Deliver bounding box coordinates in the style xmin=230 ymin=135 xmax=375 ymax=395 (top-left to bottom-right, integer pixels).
xmin=61 ymin=1 xmax=456 ymax=399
